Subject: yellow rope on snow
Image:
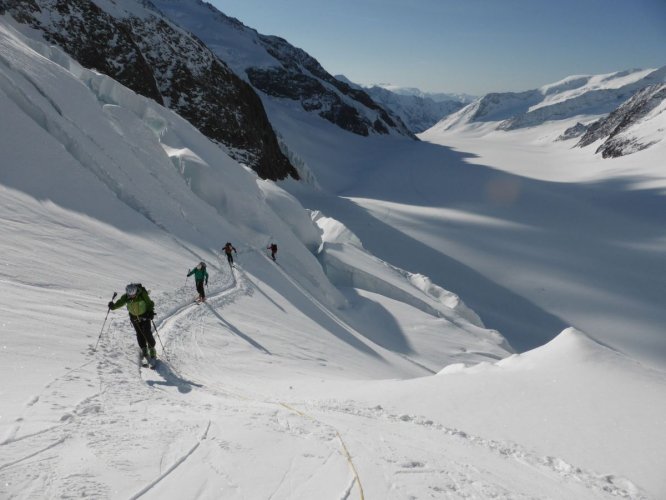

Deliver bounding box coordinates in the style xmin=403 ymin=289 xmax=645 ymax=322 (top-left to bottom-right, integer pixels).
xmin=279 ymin=403 xmax=365 ymax=500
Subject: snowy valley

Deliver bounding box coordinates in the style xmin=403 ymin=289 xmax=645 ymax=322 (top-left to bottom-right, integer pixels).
xmin=1 ymin=1 xmax=666 ymax=499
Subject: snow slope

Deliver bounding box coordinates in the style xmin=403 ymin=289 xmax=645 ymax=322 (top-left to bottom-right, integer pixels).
xmin=265 ymin=97 xmax=666 ymax=371
xmin=139 ymin=0 xmax=666 ymax=367
xmin=1 ymin=12 xmax=666 ymax=500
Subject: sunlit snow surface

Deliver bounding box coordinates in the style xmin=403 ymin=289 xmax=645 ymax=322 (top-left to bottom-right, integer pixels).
xmin=1 ymin=17 xmax=665 ymax=500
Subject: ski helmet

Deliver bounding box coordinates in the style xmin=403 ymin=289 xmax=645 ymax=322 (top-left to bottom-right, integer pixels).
xmin=126 ymin=283 xmax=139 ymax=298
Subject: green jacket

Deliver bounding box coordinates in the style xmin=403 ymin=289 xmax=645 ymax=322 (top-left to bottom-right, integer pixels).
xmin=187 ymin=267 xmax=208 ymax=283
xmin=111 ymin=287 xmax=154 ymax=318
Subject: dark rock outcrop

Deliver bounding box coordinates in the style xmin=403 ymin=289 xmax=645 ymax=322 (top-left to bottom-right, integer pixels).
xmin=442 ymin=67 xmax=666 ymax=135
xmin=557 ymin=122 xmax=588 ymax=141
xmin=249 ymin=34 xmax=415 ymax=138
xmin=150 ymin=0 xmax=415 ymax=140
xmin=1 ymin=0 xmax=298 ymax=180
xmin=360 ymin=84 xmax=465 ymax=134
xmin=577 ymin=84 xmax=666 ymax=157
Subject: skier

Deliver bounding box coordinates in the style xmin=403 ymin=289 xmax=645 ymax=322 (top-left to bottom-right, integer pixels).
xmin=267 ymin=242 xmax=278 ymax=262
xmin=222 ymin=242 xmax=237 ymax=267
xmin=187 ymin=261 xmax=209 ymax=302
xmin=108 ymin=283 xmax=157 ymax=363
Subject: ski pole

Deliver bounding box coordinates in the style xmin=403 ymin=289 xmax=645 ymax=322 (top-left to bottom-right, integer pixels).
xmin=152 ymin=320 xmax=169 ymax=361
xmin=94 ymin=292 xmax=117 ymax=351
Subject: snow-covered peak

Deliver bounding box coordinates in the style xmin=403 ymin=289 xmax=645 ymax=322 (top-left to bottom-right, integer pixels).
xmin=577 ymin=83 xmax=666 ymax=157
xmin=335 ymin=78 xmax=476 ymax=104
xmin=330 ymin=75 xmax=473 ymax=133
xmin=151 ymin=0 xmax=415 ymax=139
xmin=538 ymin=68 xmax=659 ymax=103
xmin=432 ymin=66 xmax=666 ymax=133
xmin=360 ymin=84 xmax=466 ymax=133
xmin=424 ymin=65 xmax=666 ymax=157
xmin=149 ymin=0 xmax=280 ymax=72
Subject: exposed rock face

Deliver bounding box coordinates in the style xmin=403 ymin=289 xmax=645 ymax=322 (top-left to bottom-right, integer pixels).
xmin=359 ymin=85 xmax=465 ymax=134
xmin=246 ymin=34 xmax=415 ymax=138
xmin=1 ymin=0 xmax=298 ymax=180
xmin=150 ymin=0 xmax=415 ymax=140
xmin=438 ymin=67 xmax=666 ymax=136
xmin=557 ymin=122 xmax=588 ymax=141
xmin=499 ymin=68 xmax=666 ymax=131
xmin=577 ymin=84 xmax=666 ymax=157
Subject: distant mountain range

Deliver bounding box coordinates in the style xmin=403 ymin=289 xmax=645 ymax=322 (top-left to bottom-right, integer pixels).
xmin=369 ymin=84 xmax=477 ymax=105
xmin=335 ymin=75 xmax=473 ymax=133
xmin=3 ymin=0 xmax=662 ymax=161
xmin=427 ymin=67 xmax=666 ymax=157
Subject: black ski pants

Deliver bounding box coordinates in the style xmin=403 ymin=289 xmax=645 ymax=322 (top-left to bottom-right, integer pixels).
xmin=129 ymin=315 xmax=156 ymax=351
xmin=225 ymin=252 xmax=234 ymax=265
xmin=195 ymin=279 xmax=205 ymax=299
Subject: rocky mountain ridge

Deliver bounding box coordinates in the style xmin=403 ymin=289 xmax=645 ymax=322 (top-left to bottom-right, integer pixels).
xmin=429 ymin=66 xmax=666 ymax=157
xmin=152 ymin=0 xmax=415 ymax=140
xmin=0 ymin=0 xmax=298 ymax=180
xmin=372 ymin=85 xmax=476 ymax=105
xmin=334 ymin=76 xmax=466 ymax=134
xmin=577 ymin=83 xmax=666 ymax=157
xmin=438 ymin=67 xmax=666 ymax=133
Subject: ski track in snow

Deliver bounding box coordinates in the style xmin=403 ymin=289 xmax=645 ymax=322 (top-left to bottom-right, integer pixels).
xmin=150 ymin=258 xmax=646 ymax=499
xmin=167 ymin=278 xmax=638 ymax=500
xmin=0 ymin=259 xmax=650 ymax=499
xmin=303 ymin=402 xmax=647 ymax=499
xmin=141 ymin=260 xmax=369 ymax=499
xmin=128 ymin=420 xmax=212 ymax=500
xmin=0 ymin=261 xmax=242 ymax=498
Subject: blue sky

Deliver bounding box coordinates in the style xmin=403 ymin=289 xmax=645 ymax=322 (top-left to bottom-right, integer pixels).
xmin=211 ymin=0 xmax=666 ymax=96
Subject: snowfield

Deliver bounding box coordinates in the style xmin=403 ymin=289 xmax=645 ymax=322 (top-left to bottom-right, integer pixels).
xmin=1 ymin=16 xmax=666 ymax=500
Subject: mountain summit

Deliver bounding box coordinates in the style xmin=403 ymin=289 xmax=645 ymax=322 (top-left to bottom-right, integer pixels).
xmin=151 ymin=0 xmax=415 ymax=140
xmin=426 ymin=66 xmax=666 ymax=157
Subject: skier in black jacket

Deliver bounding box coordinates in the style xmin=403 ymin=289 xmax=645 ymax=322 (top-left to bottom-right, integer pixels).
xmin=267 ymin=243 xmax=277 ymax=261
xmin=222 ymin=242 xmax=237 ymax=267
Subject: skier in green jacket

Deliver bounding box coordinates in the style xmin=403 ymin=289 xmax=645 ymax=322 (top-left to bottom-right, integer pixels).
xmin=187 ymin=262 xmax=209 ymax=302
xmin=108 ymin=283 xmax=157 ymax=362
